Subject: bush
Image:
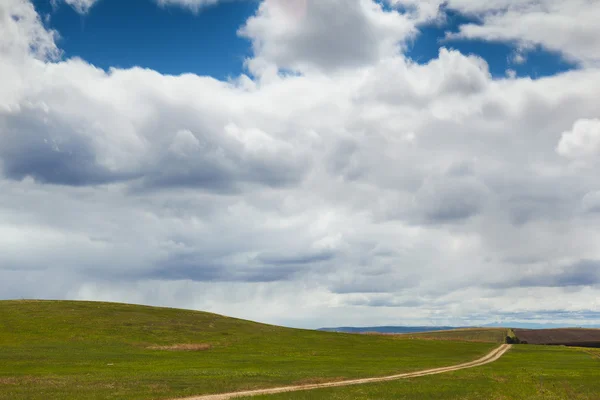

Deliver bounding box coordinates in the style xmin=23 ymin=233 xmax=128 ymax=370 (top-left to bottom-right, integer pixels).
xmin=506 ymin=336 xmax=521 ymax=344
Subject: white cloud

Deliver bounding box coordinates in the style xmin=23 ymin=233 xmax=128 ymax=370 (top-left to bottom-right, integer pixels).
xmin=1 ymin=0 xmax=600 ymax=327
xmin=55 ymin=0 xmax=228 ymax=14
xmin=1 ymin=0 xmax=59 ymax=61
xmin=61 ymin=0 xmax=100 ymax=13
xmin=155 ymin=0 xmax=223 ymax=13
xmin=443 ymin=0 xmax=600 ymax=66
xmin=557 ymin=118 xmax=600 ymax=159
xmin=239 ymin=0 xmax=418 ymax=74
xmin=512 ymin=52 xmax=527 ymax=65
xmin=388 ymin=0 xmax=600 ymax=66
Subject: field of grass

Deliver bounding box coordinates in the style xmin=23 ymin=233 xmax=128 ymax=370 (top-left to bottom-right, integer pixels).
xmin=400 ymin=328 xmax=508 ymax=343
xmin=249 ymin=345 xmax=600 ymax=400
xmin=0 ymin=300 xmax=496 ymax=400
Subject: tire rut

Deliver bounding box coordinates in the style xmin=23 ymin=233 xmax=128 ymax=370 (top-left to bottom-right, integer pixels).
xmin=171 ymin=344 xmax=512 ymax=400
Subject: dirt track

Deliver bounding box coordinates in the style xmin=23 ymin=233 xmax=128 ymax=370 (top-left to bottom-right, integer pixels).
xmin=173 ymin=344 xmax=512 ymax=400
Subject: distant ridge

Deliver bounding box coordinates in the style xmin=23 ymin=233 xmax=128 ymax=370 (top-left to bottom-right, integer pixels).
xmin=318 ymin=326 xmax=462 ymax=334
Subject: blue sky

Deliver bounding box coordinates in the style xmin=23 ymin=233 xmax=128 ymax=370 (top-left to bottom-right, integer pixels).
xmin=405 ymin=9 xmax=578 ymax=78
xmin=34 ymin=0 xmax=577 ymax=80
xmin=2 ymin=0 xmax=600 ymax=328
xmin=34 ymin=0 xmax=258 ymax=79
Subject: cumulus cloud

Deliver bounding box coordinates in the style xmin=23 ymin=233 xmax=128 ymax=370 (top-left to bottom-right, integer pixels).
xmin=1 ymin=0 xmax=600 ymax=327
xmin=239 ymin=0 xmax=418 ymax=74
xmin=442 ymin=0 xmax=600 ymax=66
xmin=1 ymin=0 xmax=59 ymax=61
xmin=557 ymin=118 xmax=600 ymax=159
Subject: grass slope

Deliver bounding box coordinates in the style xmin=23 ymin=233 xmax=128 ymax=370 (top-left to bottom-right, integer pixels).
xmin=250 ymin=345 xmax=600 ymax=400
xmin=0 ymin=300 xmax=495 ymax=400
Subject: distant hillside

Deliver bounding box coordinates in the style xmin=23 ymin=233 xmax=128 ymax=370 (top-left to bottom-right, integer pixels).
xmin=319 ymin=327 xmax=509 ymax=343
xmin=318 ymin=326 xmax=461 ymax=334
xmin=514 ymin=328 xmax=600 ymax=347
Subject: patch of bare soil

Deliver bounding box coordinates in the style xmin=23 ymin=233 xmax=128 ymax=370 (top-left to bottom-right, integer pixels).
xmin=0 ymin=376 xmax=66 ymax=387
xmin=148 ymin=343 xmax=212 ymax=351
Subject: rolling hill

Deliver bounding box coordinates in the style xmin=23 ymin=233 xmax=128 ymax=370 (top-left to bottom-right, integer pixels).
xmin=0 ymin=300 xmax=496 ymax=400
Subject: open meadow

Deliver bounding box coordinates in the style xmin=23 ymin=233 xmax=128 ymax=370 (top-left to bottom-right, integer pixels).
xmin=249 ymin=345 xmax=600 ymax=400
xmin=0 ymin=300 xmax=496 ymax=400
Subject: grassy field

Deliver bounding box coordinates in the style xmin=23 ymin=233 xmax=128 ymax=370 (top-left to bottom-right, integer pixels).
xmin=400 ymin=328 xmax=508 ymax=343
xmin=0 ymin=300 xmax=496 ymax=400
xmin=249 ymin=345 xmax=600 ymax=400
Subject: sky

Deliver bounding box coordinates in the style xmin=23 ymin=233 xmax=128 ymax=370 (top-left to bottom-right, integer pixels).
xmin=1 ymin=0 xmax=600 ymax=329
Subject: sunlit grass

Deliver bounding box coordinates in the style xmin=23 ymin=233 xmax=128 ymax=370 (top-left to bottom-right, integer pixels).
xmin=250 ymin=345 xmax=600 ymax=400
xmin=0 ymin=300 xmax=495 ymax=400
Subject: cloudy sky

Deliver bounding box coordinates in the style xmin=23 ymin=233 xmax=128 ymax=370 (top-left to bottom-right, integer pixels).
xmin=1 ymin=0 xmax=600 ymax=328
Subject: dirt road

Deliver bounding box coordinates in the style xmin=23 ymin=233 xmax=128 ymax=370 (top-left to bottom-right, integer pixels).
xmin=173 ymin=343 xmax=512 ymax=400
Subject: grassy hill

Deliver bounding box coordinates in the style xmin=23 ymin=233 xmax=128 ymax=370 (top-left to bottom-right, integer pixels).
xmin=0 ymin=300 xmax=496 ymax=400
xmin=251 ymin=345 xmax=600 ymax=399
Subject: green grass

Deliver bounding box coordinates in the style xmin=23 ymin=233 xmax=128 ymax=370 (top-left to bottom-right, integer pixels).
xmin=249 ymin=345 xmax=600 ymax=400
xmin=400 ymin=328 xmax=508 ymax=343
xmin=0 ymin=300 xmax=496 ymax=400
